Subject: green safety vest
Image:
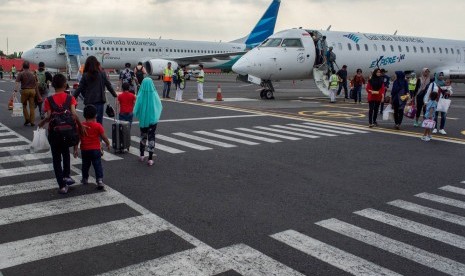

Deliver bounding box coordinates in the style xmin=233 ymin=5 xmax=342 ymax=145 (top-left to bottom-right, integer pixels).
xmin=197 ymin=70 xmax=205 ymax=83
xmin=11 ymin=67 xmax=16 ymax=73
xmin=408 ymin=78 xmax=417 ymax=91
xmin=329 ymin=74 xmax=339 ymax=89
xmin=163 ymin=68 xmax=173 ymax=82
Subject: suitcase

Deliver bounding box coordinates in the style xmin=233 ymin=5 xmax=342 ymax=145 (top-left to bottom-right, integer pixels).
xmin=112 ymin=121 xmax=131 ymax=153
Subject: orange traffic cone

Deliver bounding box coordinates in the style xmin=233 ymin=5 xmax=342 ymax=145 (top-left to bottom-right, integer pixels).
xmin=215 ymin=84 xmax=223 ymax=101
xmin=8 ymin=96 xmax=13 ymax=110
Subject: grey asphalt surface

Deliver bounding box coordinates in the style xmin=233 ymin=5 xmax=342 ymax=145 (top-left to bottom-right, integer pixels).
xmin=0 ymin=74 xmax=464 ymax=275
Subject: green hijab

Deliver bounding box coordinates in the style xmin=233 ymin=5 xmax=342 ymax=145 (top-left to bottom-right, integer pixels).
xmin=133 ymin=77 xmax=163 ymax=127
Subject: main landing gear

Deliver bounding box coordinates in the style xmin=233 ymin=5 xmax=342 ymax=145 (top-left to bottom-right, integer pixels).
xmin=259 ymin=80 xmax=275 ymax=100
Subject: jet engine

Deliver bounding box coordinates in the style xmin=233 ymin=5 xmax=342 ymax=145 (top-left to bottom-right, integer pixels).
xmin=144 ymin=59 xmax=179 ymax=75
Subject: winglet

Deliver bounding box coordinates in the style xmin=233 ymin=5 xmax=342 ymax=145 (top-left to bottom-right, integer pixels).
xmin=244 ymin=0 xmax=281 ymax=48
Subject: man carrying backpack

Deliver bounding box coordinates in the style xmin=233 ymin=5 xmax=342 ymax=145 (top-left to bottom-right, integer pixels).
xmin=119 ymin=63 xmax=135 ymax=93
xmin=39 ymin=74 xmax=84 ymax=194
xmin=36 ymin=62 xmax=53 ymax=119
xmin=134 ymin=62 xmax=146 ymax=89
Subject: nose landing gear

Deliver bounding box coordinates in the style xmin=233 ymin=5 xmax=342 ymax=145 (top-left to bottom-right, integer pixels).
xmin=259 ymin=80 xmax=275 ymax=100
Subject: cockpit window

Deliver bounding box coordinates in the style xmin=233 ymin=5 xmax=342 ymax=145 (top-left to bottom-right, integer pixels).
xmin=281 ymin=39 xmax=303 ymax=48
xmin=35 ymin=45 xmax=52 ymax=49
xmin=260 ymin=38 xmax=282 ymax=47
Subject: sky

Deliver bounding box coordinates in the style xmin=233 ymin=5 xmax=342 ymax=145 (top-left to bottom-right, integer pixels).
xmin=0 ymin=0 xmax=464 ymax=53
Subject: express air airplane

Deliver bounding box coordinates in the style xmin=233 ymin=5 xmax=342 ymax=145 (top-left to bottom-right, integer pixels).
xmin=22 ymin=0 xmax=281 ymax=78
xmin=232 ymin=28 xmax=465 ymax=99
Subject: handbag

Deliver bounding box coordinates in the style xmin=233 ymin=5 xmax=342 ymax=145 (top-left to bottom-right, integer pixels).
xmin=31 ymin=127 xmax=50 ymax=153
xmin=383 ymin=104 xmax=394 ymax=121
xmin=404 ymin=103 xmax=416 ymax=119
xmin=422 ymin=119 xmax=436 ymax=129
xmin=436 ymin=98 xmax=451 ymax=113
xmin=105 ymin=104 xmax=115 ymax=117
xmin=12 ymin=93 xmax=23 ymax=117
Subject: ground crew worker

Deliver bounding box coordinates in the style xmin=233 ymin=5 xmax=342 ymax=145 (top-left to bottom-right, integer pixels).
xmin=196 ymin=64 xmax=205 ymax=101
xmin=0 ymin=65 xmax=4 ymax=79
xmin=328 ymin=69 xmax=340 ymax=103
xmin=175 ymin=65 xmax=186 ymax=101
xmin=162 ymin=62 xmax=173 ymax=98
xmin=408 ymin=72 xmax=417 ymax=98
xmin=11 ymin=65 xmax=17 ymax=79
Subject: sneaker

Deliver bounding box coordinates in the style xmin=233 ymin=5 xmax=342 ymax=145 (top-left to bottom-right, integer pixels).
xmin=81 ymin=178 xmax=88 ymax=185
xmin=394 ymin=125 xmax=400 ymax=130
xmin=97 ymin=180 xmax=105 ymax=190
xmin=428 ymin=135 xmax=432 ymax=140
xmin=421 ymin=136 xmax=427 ymax=141
xmin=58 ymin=186 xmax=69 ymax=194
xmin=369 ymin=124 xmax=374 ymax=128
xmin=139 ymin=156 xmax=145 ymax=162
xmin=413 ymin=121 xmax=419 ymax=127
xmin=30 ymin=123 xmax=35 ymax=127
xmin=439 ymin=129 xmax=447 ymax=135
xmin=373 ymin=122 xmax=378 ymax=127
xmin=63 ymin=177 xmax=76 ymax=186
xmin=147 ymin=160 xmax=154 ymax=166
xmin=432 ymin=129 xmax=438 ymax=134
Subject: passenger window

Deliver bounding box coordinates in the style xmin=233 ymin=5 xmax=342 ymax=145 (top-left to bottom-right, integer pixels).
xmin=338 ymin=43 xmax=342 ymax=51
xmin=413 ymin=46 xmax=417 ymax=53
xmin=451 ymin=48 xmax=455 ymax=54
xmin=432 ymin=47 xmax=436 ymax=53
xmin=364 ymin=44 xmax=368 ymax=51
xmin=281 ymin=39 xmax=303 ymax=47
xmin=120 ymin=48 xmax=123 ymax=51
xmin=110 ymin=47 xmax=113 ymax=51
xmin=427 ymin=47 xmax=430 ymax=53
xmin=261 ymin=38 xmax=282 ymax=47
xmin=390 ymin=45 xmax=394 ymax=52
xmin=115 ymin=48 xmax=118 ymax=51
xmin=406 ymin=46 xmax=409 ymax=52
xmin=439 ymin=47 xmax=442 ymax=54
xmin=356 ymin=44 xmax=360 ymax=51
xmin=398 ymin=45 xmax=402 ymax=52
xmin=445 ymin=48 xmax=448 ymax=54
xmin=420 ymin=47 xmax=424 ymax=53
xmin=373 ymin=44 xmax=378 ymax=51
xmin=347 ymin=43 xmax=352 ymax=51
xmin=382 ymin=45 xmax=386 ymax=52
xmin=141 ymin=48 xmax=143 ymax=52
xmin=81 ymin=47 xmax=84 ymax=50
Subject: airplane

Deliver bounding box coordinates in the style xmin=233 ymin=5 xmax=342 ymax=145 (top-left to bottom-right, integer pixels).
xmin=232 ymin=28 xmax=465 ymax=99
xmin=22 ymin=0 xmax=281 ymax=79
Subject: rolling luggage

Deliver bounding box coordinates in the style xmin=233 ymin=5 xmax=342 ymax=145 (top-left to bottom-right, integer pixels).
xmin=111 ymin=99 xmax=131 ymax=153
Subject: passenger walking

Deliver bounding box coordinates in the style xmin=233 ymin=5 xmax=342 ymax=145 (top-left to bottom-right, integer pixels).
xmin=379 ymin=69 xmax=390 ymax=114
xmin=328 ymin=69 xmax=340 ymax=103
xmin=317 ymin=36 xmax=327 ymax=65
xmin=134 ymin=62 xmax=147 ymax=89
xmin=366 ymin=69 xmax=385 ymax=127
xmin=421 ymin=91 xmax=438 ymax=141
xmin=119 ymin=63 xmax=136 ymax=93
xmin=39 ymin=74 xmax=83 ymax=194
xmin=424 ymin=73 xmax=451 ymax=135
xmin=133 ymin=78 xmax=163 ymax=166
xmin=36 ymin=62 xmax=53 ymax=119
xmin=175 ymin=65 xmax=186 ymax=101
xmin=117 ymin=82 xmax=136 ymax=126
xmin=162 ymin=62 xmax=173 ymax=98
xmin=73 ymin=56 xmax=117 ymax=124
xmin=352 ymin=69 xmax=365 ymax=104
xmin=14 ymin=61 xmax=39 ymax=126
xmin=196 ymin=64 xmax=205 ymax=101
xmin=11 ymin=65 xmax=16 ymax=79
xmin=325 ymin=47 xmax=336 ymax=75
xmin=0 ymin=65 xmax=4 ymax=79
xmin=413 ymin=68 xmax=431 ymax=127
xmin=336 ymin=65 xmax=348 ymax=99
xmin=391 ymin=71 xmax=410 ymax=130
xmin=74 ymin=105 xmax=111 ymax=190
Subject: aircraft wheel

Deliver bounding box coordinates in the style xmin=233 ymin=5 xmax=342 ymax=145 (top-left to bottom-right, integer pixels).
xmin=265 ymin=90 xmax=274 ymax=100
xmin=260 ymin=90 xmax=266 ymax=99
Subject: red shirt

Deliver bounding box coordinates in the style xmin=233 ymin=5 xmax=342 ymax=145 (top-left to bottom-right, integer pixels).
xmin=43 ymin=92 xmax=77 ymax=112
xmin=80 ymin=121 xmax=104 ymax=150
xmin=366 ymin=82 xmax=385 ymax=102
xmin=118 ymin=91 xmax=136 ymax=114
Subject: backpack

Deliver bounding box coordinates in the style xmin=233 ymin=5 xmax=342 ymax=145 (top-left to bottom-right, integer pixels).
xmin=48 ymin=95 xmax=79 ymax=147
xmin=120 ymin=69 xmax=133 ymax=84
xmin=37 ymin=71 xmax=47 ymax=92
xmin=172 ymin=69 xmax=179 ymax=84
xmin=135 ymin=66 xmax=145 ymax=84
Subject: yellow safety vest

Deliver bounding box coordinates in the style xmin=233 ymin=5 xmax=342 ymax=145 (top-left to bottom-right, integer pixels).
xmin=163 ymin=68 xmax=173 ymax=82
xmin=197 ymin=70 xmax=205 ymax=83
xmin=11 ymin=67 xmax=16 ymax=73
xmin=408 ymin=78 xmax=417 ymax=91
xmin=329 ymin=74 xmax=339 ymax=89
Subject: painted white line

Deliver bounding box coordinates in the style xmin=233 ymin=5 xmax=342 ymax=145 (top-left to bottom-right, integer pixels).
xmin=0 ymin=214 xmax=169 ymax=270
xmin=0 ymin=145 xmax=30 ymax=153
xmin=271 ymin=125 xmax=337 ymax=137
xmin=0 ymin=132 xmax=16 ymax=137
xmin=462 ymin=181 xmax=465 ymax=184
xmin=415 ymin=193 xmax=465 ymax=209
xmin=0 ymin=190 xmax=123 ymax=226
xmin=303 ymin=122 xmax=368 ymax=133
xmin=215 ymin=129 xmax=282 ymax=143
xmin=158 ymin=114 xmax=265 ymax=123
xmin=271 ymin=230 xmax=401 ymax=276
xmin=194 ymin=131 xmax=259 ymax=145
xmin=0 ymin=178 xmax=57 ymax=197
xmin=218 ymin=243 xmax=305 ymax=276
xmin=156 ymin=134 xmax=212 ymax=151
xmin=316 ymin=218 xmax=465 ymax=276
xmin=287 ymin=123 xmax=355 ymax=135
xmin=130 ymin=136 xmax=185 ymax=154
xmin=0 ymin=138 xmax=23 ymax=144
xmin=355 ymin=208 xmax=465 ymax=250
xmin=173 ymin=132 xmax=237 ymax=148
xmin=235 ymin=128 xmax=302 ymax=141
xmin=254 ymin=126 xmax=319 ymax=139
xmin=439 ymin=185 xmax=465 ymax=196
xmin=388 ymin=200 xmax=465 ymax=227
xmin=98 ymin=246 xmax=230 ymax=276
xmin=0 ymin=163 xmax=53 ymax=178
xmin=0 ymin=152 xmax=51 ymax=165
xmin=0 ymin=89 xmax=5 ymax=93
xmin=202 ymin=98 xmax=259 ymax=102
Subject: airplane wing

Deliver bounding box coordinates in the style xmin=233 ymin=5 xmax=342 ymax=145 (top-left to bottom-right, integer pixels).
xmin=173 ymin=51 xmax=247 ymax=64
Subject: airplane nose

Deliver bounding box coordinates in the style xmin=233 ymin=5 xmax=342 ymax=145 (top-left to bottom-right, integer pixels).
xmin=232 ymin=56 xmax=250 ymax=75
xmin=22 ymin=50 xmax=33 ymax=63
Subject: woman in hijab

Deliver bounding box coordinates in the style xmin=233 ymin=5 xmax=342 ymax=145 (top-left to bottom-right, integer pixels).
xmin=423 ymin=72 xmax=451 ymax=135
xmin=133 ymin=77 xmax=163 ymax=166
xmin=73 ymin=56 xmax=117 ymax=124
xmin=390 ymin=71 xmax=410 ymax=130
xmin=366 ymin=68 xmax=385 ymax=127
xmin=413 ymin=68 xmax=431 ymax=127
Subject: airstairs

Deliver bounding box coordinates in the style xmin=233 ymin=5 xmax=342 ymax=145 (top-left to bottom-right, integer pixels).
xmin=312 ymin=63 xmax=331 ymax=97
xmin=56 ymin=34 xmax=82 ymax=80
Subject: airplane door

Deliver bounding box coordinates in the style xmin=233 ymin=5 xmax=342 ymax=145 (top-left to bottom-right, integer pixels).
xmin=56 ymin=38 xmax=66 ymax=55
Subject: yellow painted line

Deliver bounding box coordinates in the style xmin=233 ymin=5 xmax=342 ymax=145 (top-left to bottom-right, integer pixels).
xmin=168 ymin=99 xmax=465 ymax=145
xmin=299 ymin=111 xmax=365 ymax=119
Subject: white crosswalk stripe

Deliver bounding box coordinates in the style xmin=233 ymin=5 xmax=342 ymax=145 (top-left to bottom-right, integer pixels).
xmin=270 ymin=125 xmax=337 ymax=137
xmin=316 ymin=218 xmax=465 ymax=276
xmin=156 ymin=134 xmax=213 ymax=150
xmin=0 ymin=178 xmax=59 ymax=197
xmin=439 ymin=185 xmax=465 ymax=196
xmin=173 ymin=132 xmax=237 ymax=148
xmin=215 ymin=129 xmax=282 ymax=143
xmin=271 ymin=230 xmax=401 ymax=276
xmin=0 ymin=152 xmax=50 ymax=164
xmin=194 ymin=131 xmax=260 ymax=145
xmin=0 ymin=145 xmax=30 ymax=153
xmin=287 ymin=123 xmax=355 ymax=135
xmin=254 ymin=126 xmax=319 ymax=139
xmin=235 ymin=127 xmax=302 ymax=141
xmin=302 ymin=122 xmax=369 ymax=133
xmin=0 ymin=163 xmax=53 ymax=178
xmin=130 ymin=136 xmax=185 ymax=154
xmin=0 ymin=132 xmax=16 ymax=137
xmin=416 ymin=192 xmax=465 ymax=209
xmin=354 ymin=208 xmax=465 ymax=250
xmin=0 ymin=138 xmax=23 ymax=144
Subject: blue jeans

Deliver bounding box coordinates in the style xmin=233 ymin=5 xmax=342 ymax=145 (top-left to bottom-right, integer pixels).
xmin=95 ymin=103 xmax=105 ymax=125
xmin=119 ymin=113 xmax=133 ymax=126
xmin=81 ymin=149 xmax=103 ymax=181
xmin=434 ymin=111 xmax=446 ymax=129
xmin=354 ymin=85 xmax=362 ymax=103
xmin=163 ymin=82 xmax=171 ymax=98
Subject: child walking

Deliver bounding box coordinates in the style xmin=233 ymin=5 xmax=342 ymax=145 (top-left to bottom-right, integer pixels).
xmin=117 ymin=82 xmax=136 ymax=126
xmin=74 ymin=105 xmax=111 ymax=190
xmin=421 ymin=91 xmax=438 ymax=142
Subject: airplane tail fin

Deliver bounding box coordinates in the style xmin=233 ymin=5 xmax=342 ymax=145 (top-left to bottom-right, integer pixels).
xmin=230 ymin=0 xmax=281 ymax=48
